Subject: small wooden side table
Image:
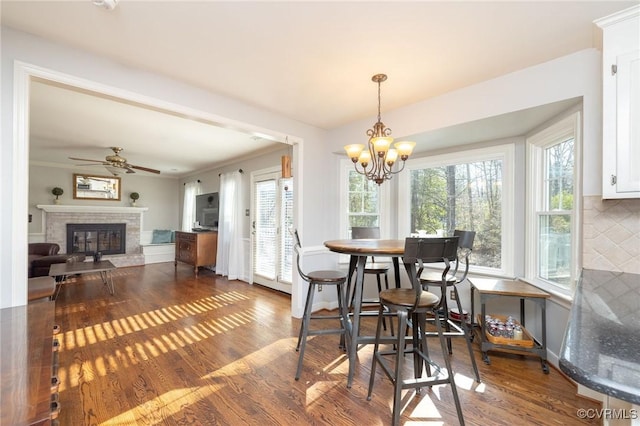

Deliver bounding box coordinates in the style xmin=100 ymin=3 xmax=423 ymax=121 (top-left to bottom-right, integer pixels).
xmin=470 ymin=278 xmax=550 ymax=373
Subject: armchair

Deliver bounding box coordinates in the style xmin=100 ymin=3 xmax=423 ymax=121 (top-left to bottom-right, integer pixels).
xmin=29 ymin=243 xmax=86 ymax=278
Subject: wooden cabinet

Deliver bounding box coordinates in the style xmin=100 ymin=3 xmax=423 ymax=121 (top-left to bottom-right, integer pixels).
xmin=596 ymin=6 xmax=640 ymax=198
xmin=0 ymin=302 xmax=59 ymax=425
xmin=174 ymin=231 xmax=217 ymax=277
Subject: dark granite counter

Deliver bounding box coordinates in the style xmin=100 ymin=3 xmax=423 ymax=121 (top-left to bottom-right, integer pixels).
xmin=559 ymin=269 xmax=640 ymax=405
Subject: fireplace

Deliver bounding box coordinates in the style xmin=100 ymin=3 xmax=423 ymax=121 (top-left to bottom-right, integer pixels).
xmin=38 ymin=204 xmax=146 ymax=267
xmin=67 ymin=223 xmax=126 ymax=255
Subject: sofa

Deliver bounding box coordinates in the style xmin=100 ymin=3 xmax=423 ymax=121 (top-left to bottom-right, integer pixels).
xmin=28 ymin=243 xmax=86 ymax=278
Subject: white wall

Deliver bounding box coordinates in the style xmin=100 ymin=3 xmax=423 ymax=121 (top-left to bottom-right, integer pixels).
xmin=1 ymin=27 xmax=329 ymax=312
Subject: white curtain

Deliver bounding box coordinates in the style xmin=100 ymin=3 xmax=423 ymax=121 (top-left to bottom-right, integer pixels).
xmin=216 ymin=171 xmax=244 ymax=279
xmin=182 ymin=181 xmax=201 ymax=231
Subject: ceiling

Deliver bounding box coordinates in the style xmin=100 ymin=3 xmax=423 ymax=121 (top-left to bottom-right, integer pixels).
xmin=2 ymin=1 xmax=635 ymax=177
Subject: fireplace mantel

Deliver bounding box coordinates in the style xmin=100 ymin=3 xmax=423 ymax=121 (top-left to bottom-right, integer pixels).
xmin=37 ymin=205 xmax=148 ymax=213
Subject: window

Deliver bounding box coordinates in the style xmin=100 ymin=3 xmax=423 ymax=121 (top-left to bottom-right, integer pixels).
xmin=339 ymin=160 xmax=389 ymax=239
xmin=526 ymin=113 xmax=580 ymax=294
xmin=398 ymin=145 xmax=515 ymax=276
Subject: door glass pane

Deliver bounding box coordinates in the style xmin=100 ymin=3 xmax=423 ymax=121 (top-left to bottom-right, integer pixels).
xmin=280 ymin=178 xmax=294 ymax=283
xmin=254 ymin=179 xmax=277 ymax=279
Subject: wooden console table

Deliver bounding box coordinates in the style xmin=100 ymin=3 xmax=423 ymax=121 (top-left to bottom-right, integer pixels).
xmin=470 ymin=278 xmax=550 ymax=373
xmin=0 ymin=302 xmax=59 ymax=424
xmin=174 ymin=231 xmax=217 ymax=277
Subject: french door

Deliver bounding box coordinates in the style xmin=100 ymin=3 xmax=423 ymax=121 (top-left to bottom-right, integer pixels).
xmin=252 ymin=169 xmax=294 ymax=293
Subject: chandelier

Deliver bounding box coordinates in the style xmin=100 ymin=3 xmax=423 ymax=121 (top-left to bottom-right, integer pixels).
xmin=344 ymin=74 xmax=415 ymax=185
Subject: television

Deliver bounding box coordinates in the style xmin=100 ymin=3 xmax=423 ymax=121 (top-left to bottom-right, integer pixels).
xmin=195 ymin=192 xmax=219 ymax=230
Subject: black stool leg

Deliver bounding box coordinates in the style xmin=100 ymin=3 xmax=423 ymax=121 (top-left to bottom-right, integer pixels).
xmin=392 ymin=310 xmax=408 ymax=426
xmin=434 ymin=310 xmax=465 ymax=425
xmin=295 ymin=282 xmax=316 ymax=380
xmin=453 ymin=286 xmax=481 ymax=382
xmin=367 ymin=304 xmax=386 ymax=401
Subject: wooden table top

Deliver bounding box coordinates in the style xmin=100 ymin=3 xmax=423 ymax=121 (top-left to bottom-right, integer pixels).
xmin=470 ymin=277 xmax=550 ymax=298
xmin=49 ymin=259 xmax=116 ymax=276
xmin=0 ymin=303 xmax=55 ymax=425
xmin=324 ymin=239 xmax=405 ymax=256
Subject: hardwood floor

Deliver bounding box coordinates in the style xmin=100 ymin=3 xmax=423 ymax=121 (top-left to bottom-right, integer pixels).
xmin=53 ymin=263 xmax=600 ymax=425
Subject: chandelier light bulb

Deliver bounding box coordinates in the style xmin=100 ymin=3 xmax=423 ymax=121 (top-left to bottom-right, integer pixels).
xmin=358 ymin=150 xmax=372 ymax=167
xmin=395 ymin=141 xmax=416 ymax=159
xmin=385 ymin=149 xmax=398 ymax=165
xmin=344 ymin=144 xmax=365 ymax=162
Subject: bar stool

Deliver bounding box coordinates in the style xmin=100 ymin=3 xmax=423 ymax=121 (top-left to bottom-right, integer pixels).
xmin=367 ymin=237 xmax=465 ymax=426
xmin=419 ymin=229 xmax=480 ymax=382
xmin=293 ymin=230 xmax=349 ymax=381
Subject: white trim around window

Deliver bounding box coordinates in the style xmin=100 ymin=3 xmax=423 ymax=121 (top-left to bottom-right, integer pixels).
xmin=338 ymin=158 xmax=391 ymax=263
xmin=525 ymin=112 xmax=581 ymax=300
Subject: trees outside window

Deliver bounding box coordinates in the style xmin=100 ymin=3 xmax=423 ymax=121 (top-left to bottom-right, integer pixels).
xmin=398 ymin=145 xmax=514 ymax=277
xmin=408 ymin=159 xmax=503 ymax=269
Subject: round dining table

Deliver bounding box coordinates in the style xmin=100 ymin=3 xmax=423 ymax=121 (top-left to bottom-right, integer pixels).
xmin=324 ymin=238 xmax=407 ymax=388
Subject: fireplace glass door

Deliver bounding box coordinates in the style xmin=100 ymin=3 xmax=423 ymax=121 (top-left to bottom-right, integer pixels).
xmin=68 ymin=223 xmax=126 ymax=255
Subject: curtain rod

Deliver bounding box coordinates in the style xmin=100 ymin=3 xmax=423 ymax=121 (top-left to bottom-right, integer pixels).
xmin=219 ymin=169 xmax=243 ymax=177
xmin=183 ymin=179 xmax=201 ymax=186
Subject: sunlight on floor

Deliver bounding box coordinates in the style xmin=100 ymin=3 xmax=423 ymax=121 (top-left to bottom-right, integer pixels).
xmin=90 ymin=336 xmax=300 ymax=424
xmin=61 ymin=291 xmax=251 ymax=350
xmin=98 ymin=385 xmax=226 ymax=425
xmin=58 ymin=291 xmax=271 ymax=389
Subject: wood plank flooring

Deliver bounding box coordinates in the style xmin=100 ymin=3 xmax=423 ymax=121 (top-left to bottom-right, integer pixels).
xmin=53 ymin=263 xmax=601 ymax=425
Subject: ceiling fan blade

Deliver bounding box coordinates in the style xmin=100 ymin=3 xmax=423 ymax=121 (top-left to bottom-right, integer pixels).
xmin=75 ymin=163 xmax=107 ymax=166
xmin=130 ymin=164 xmax=161 ymax=174
xmin=69 ymin=157 xmax=104 ymax=163
xmin=124 ymin=167 xmax=136 ymax=174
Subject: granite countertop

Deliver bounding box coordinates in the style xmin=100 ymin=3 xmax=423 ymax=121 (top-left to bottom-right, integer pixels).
xmin=559 ymin=269 xmax=640 ymax=404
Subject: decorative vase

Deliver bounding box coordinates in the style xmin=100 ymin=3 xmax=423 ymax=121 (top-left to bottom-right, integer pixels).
xmin=131 ymin=200 xmax=136 ymax=207
xmin=54 ymin=198 xmax=61 ymax=205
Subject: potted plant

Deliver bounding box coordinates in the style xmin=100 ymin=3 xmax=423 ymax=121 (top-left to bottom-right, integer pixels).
xmin=52 ymin=187 xmax=64 ymax=204
xmin=130 ymin=192 xmax=140 ymax=206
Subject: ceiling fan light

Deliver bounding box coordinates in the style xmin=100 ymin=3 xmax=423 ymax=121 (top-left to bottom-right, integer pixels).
xmin=92 ymin=0 xmax=119 ymax=10
xmin=105 ymin=165 xmax=121 ymax=176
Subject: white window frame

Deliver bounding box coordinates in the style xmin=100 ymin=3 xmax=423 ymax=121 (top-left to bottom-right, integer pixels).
xmin=338 ymin=159 xmax=390 ymax=262
xmin=397 ymin=144 xmax=516 ymax=278
xmin=525 ymin=112 xmax=581 ymax=299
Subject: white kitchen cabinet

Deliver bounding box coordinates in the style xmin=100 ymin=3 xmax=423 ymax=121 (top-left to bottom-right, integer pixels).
xmin=596 ymin=6 xmax=640 ymax=199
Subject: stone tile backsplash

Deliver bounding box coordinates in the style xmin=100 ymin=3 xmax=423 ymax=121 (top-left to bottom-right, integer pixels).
xmin=583 ymin=196 xmax=640 ymax=274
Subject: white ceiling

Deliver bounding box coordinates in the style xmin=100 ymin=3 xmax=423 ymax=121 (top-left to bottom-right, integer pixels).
xmin=2 ymin=1 xmax=635 ymax=177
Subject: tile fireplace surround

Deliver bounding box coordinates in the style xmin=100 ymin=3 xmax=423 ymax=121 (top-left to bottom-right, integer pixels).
xmin=36 ymin=205 xmax=148 ymax=267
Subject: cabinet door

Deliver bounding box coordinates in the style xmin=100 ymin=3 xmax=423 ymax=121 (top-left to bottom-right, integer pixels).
xmin=615 ymin=49 xmax=640 ymax=193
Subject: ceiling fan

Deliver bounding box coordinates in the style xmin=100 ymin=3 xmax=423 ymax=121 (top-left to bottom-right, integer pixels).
xmin=69 ymin=147 xmax=161 ymax=175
